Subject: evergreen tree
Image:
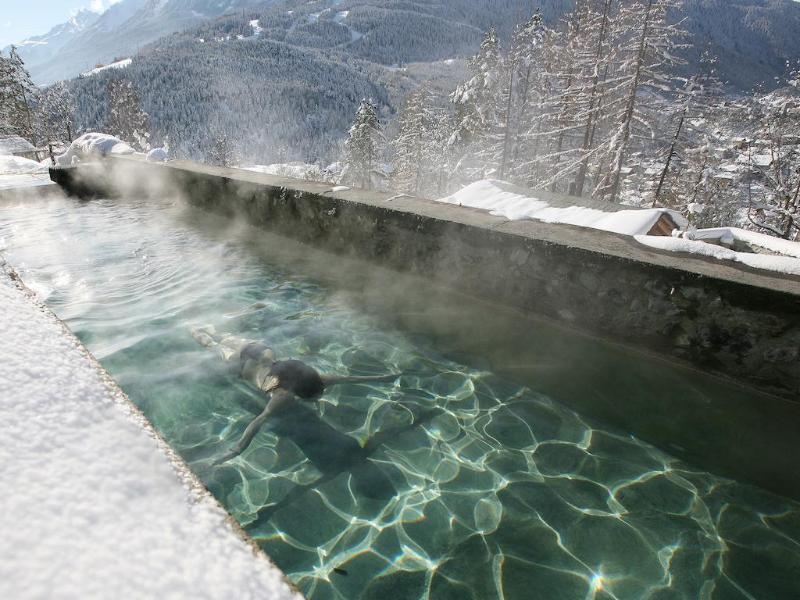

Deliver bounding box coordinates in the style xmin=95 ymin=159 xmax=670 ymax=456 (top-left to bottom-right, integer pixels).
xmin=343 ymin=99 xmax=383 ymax=190
xmin=105 ymin=78 xmax=150 ymax=151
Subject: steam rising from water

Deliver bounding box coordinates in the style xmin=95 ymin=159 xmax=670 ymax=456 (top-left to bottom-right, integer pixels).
xmin=1 ymin=195 xmax=799 ymax=599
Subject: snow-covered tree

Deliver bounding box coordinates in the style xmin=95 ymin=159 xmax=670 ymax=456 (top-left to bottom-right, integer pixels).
xmin=504 ymin=12 xmax=560 ymax=185
xmin=105 ymin=78 xmax=150 ymax=151
xmin=569 ymin=0 xmax=616 ymax=198
xmin=742 ymin=67 xmax=800 ymax=239
xmin=35 ymin=81 xmax=76 ymax=144
xmin=652 ymin=50 xmax=724 ymax=207
xmin=0 ymin=46 xmax=37 ymax=142
xmin=594 ymin=0 xmax=686 ymax=202
xmin=206 ymin=132 xmax=236 ymax=167
xmin=545 ymin=0 xmax=593 ymax=193
xmin=449 ymin=27 xmax=502 ymax=182
xmin=342 ymin=99 xmax=383 ymax=190
xmin=391 ymin=85 xmax=450 ymax=196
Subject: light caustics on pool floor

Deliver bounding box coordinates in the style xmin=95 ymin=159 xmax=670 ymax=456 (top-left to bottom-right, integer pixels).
xmin=1 ymin=197 xmax=799 ymax=600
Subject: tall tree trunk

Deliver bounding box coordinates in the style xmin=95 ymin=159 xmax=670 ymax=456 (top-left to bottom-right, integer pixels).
xmin=572 ymin=0 xmax=613 ymax=197
xmin=653 ymin=104 xmax=686 ymax=207
xmin=605 ymin=0 xmax=655 ymax=204
xmin=549 ymin=2 xmax=587 ymax=193
xmin=499 ymin=65 xmax=516 ymax=179
xmin=510 ymin=64 xmax=533 ymax=170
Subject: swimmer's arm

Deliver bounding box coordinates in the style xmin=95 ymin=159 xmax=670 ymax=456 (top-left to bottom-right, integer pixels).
xmin=213 ymin=389 xmax=295 ymax=465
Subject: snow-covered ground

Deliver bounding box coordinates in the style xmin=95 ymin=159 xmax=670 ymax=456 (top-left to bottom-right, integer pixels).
xmin=80 ymin=57 xmax=132 ymax=77
xmin=439 ymin=179 xmax=686 ymax=236
xmin=0 ymin=266 xmax=301 ymax=600
xmin=0 ymin=155 xmax=52 ymax=191
xmin=0 ymin=155 xmax=47 ymax=175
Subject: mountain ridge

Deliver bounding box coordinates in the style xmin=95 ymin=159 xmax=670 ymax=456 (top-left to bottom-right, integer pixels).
xmin=8 ymin=0 xmax=800 ymax=89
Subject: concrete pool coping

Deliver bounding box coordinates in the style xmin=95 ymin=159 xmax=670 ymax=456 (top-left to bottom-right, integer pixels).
xmin=0 ymin=187 xmax=302 ymax=599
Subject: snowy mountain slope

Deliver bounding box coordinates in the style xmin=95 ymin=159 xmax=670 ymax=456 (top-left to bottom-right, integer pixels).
xmin=677 ymin=0 xmax=800 ymax=89
xmin=166 ymin=0 xmax=800 ymax=89
xmin=10 ymin=0 xmax=800 ymax=87
xmin=2 ymin=10 xmax=101 ymax=75
xmin=64 ymin=0 xmax=800 ymax=168
xmin=8 ymin=0 xmax=271 ymax=84
xmin=69 ymin=34 xmax=391 ymax=163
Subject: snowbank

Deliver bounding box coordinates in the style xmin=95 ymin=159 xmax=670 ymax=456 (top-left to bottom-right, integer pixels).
xmin=56 ymin=133 xmax=134 ymax=166
xmin=146 ymin=147 xmax=168 ymax=162
xmin=635 ymin=235 xmax=800 ymax=276
xmin=684 ymin=227 xmax=800 ymax=259
xmin=0 ymin=155 xmax=47 ymax=175
xmin=0 ymin=269 xmax=301 ymax=599
xmin=439 ymin=180 xmax=686 ymax=236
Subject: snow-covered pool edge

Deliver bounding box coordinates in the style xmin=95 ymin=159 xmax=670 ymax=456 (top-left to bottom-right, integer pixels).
xmin=0 ymin=261 xmax=303 ymax=600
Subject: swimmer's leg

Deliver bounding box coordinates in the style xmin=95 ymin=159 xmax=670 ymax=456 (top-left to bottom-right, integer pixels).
xmin=213 ymin=389 xmax=295 ymax=465
xmin=190 ymin=324 xmax=219 ymax=348
xmin=190 ymin=325 xmax=264 ymax=363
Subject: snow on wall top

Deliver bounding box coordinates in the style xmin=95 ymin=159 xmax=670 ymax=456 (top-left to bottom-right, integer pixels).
xmin=636 ymin=231 xmax=800 ymax=276
xmin=439 ymin=179 xmax=686 ymax=236
xmin=56 ymin=133 xmax=135 ymax=166
xmin=0 ymin=268 xmax=302 ymax=600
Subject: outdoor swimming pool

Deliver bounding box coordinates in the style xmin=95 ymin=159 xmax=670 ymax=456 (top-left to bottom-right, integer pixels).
xmin=2 ymin=195 xmax=798 ymax=599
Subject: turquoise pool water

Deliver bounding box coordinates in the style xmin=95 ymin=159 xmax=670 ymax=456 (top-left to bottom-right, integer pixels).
xmin=2 ymin=196 xmax=799 ymax=599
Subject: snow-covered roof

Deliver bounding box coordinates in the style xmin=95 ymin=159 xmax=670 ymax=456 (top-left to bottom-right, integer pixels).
xmin=0 ymin=269 xmax=302 ymax=600
xmin=438 ymin=179 xmax=686 ymax=236
xmin=0 ymin=135 xmax=36 ymax=155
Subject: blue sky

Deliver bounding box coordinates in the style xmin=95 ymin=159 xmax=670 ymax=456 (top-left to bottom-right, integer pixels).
xmin=1 ymin=0 xmax=120 ymax=48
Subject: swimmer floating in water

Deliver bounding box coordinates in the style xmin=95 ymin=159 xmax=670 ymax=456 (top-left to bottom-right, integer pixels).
xmin=190 ymin=324 xmax=401 ymax=465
